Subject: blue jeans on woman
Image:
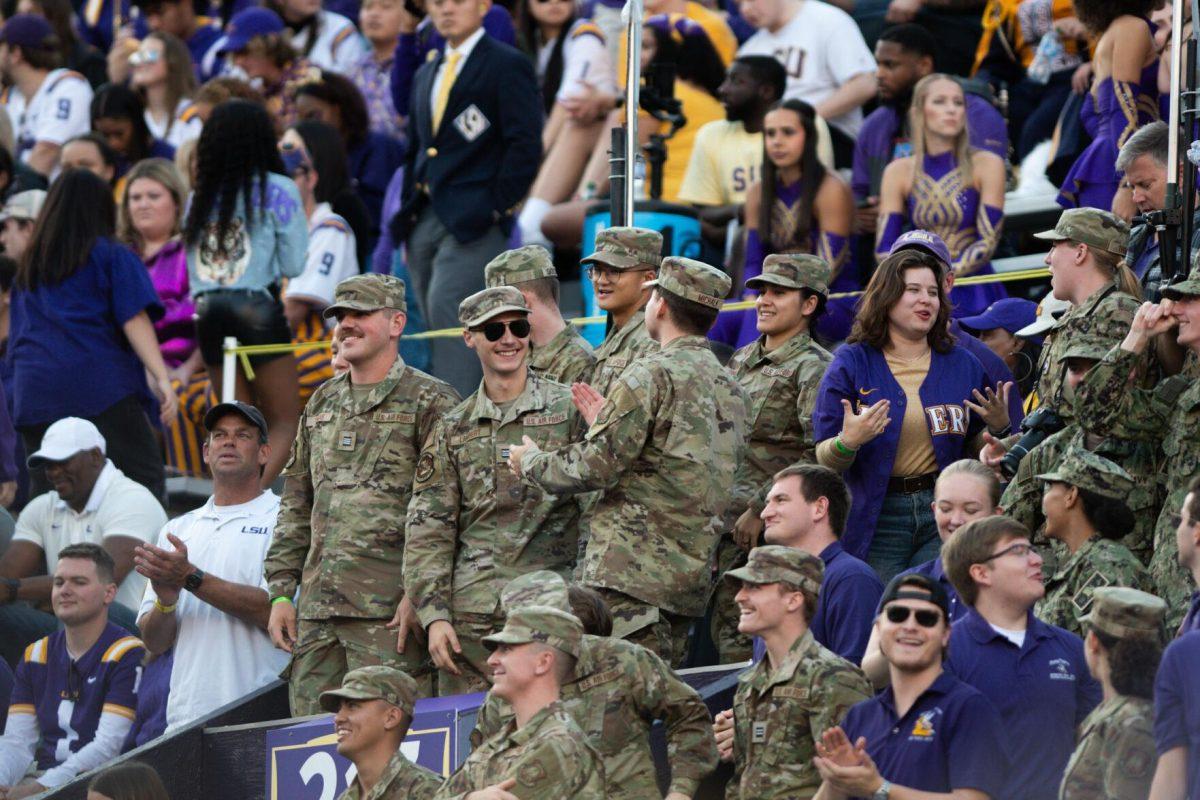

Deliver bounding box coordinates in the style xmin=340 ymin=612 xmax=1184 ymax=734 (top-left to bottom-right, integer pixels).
xmin=867 ymin=488 xmax=940 ymax=585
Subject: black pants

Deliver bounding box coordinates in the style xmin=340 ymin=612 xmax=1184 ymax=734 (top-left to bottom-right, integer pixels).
xmin=21 ymin=394 xmax=166 ymax=505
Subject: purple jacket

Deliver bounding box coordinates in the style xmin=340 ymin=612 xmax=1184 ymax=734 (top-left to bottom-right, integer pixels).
xmin=145 ymin=240 xmax=196 ymax=369
xmin=852 ymin=93 xmax=1008 ymax=199
xmin=813 ymin=341 xmax=990 ymax=559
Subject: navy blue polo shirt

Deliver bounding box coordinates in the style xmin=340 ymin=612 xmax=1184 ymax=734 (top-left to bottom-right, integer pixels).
xmin=945 ymin=608 xmax=1101 ymax=800
xmin=840 ymin=671 xmax=1010 ymax=798
xmin=1180 ymin=591 xmax=1200 ymax=635
xmin=751 ymin=541 xmax=884 ymax=664
xmin=1154 ymin=631 xmax=1200 ymax=800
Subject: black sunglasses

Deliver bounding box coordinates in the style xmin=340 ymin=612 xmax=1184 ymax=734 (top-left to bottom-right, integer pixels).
xmin=884 ymin=605 xmax=942 ymax=628
xmin=474 ymin=318 xmax=531 ymax=341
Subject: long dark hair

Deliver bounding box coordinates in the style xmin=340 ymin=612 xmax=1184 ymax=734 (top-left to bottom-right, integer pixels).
xmin=91 ymin=83 xmax=156 ymax=163
xmin=15 ymin=169 xmax=115 ymax=290
xmin=517 ymin=0 xmax=574 ymax=114
xmin=291 ymin=120 xmax=351 ymax=205
xmin=1073 ymin=0 xmax=1161 ymax=35
xmin=292 ymin=69 xmax=371 ymax=151
xmin=848 ymin=249 xmax=955 ymax=352
xmin=760 ymin=99 xmax=826 ymax=251
xmin=643 ymin=17 xmax=726 ymax=99
xmin=184 ymin=100 xmax=284 ymax=252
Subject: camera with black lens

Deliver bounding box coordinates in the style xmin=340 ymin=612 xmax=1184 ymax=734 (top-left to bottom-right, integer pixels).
xmin=999 ymin=406 xmax=1066 ymax=480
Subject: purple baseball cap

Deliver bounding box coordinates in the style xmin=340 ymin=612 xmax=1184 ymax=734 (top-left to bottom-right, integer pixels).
xmin=889 ymin=229 xmax=952 ymax=272
xmin=218 ymin=7 xmax=284 ymax=54
xmin=959 ymin=298 xmax=1042 ymax=342
xmin=0 ymin=14 xmax=55 ymax=50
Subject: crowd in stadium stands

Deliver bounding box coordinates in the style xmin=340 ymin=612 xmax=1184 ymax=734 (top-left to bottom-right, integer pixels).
xmin=0 ymin=0 xmax=1196 ymax=795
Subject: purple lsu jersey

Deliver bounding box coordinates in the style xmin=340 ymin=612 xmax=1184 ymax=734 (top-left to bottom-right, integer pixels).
xmin=9 ymin=622 xmax=142 ymax=770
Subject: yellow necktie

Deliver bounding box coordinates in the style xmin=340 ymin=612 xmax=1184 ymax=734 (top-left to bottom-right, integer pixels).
xmin=432 ymin=51 xmax=462 ymax=134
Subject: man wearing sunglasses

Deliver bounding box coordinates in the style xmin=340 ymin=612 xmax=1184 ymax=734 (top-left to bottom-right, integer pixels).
xmin=812 ymin=573 xmax=1010 ymax=800
xmin=405 ymin=286 xmax=582 ymax=696
xmin=718 ymin=545 xmax=871 ymax=800
xmin=941 ymin=515 xmax=1101 ymax=800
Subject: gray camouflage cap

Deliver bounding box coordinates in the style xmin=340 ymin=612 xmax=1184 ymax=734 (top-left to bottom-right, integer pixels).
xmin=1036 ymin=447 xmax=1135 ymax=501
xmin=485 ymin=245 xmax=559 ymax=288
xmin=746 ymin=253 xmax=831 ymax=297
xmin=500 ymin=570 xmax=571 ymax=614
xmin=724 ymin=545 xmax=824 ymax=595
xmin=646 ymin=256 xmax=731 ymax=310
xmin=323 ymin=273 xmax=407 ymax=319
xmin=483 ymin=604 xmax=584 ymax=658
xmin=318 ymin=666 xmax=418 ymax=716
xmin=1081 ymin=586 xmax=1166 ymax=641
xmin=458 ymin=286 xmax=529 ymax=328
xmin=581 ymin=226 xmax=663 ymax=271
xmin=1160 ymin=267 xmax=1200 ymax=300
xmin=1033 ymin=208 xmax=1129 ymax=257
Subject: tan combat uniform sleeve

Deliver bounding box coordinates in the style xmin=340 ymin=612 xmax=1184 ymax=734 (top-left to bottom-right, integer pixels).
xmin=403 ymin=419 xmax=461 ymax=629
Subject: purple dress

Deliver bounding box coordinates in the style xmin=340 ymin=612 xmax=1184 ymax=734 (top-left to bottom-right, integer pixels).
xmin=1057 ymin=20 xmax=1160 ymax=210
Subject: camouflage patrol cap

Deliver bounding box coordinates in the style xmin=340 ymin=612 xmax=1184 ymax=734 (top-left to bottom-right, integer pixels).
xmin=745 ymin=253 xmax=831 ymax=297
xmin=723 ymin=545 xmax=824 ymax=595
xmin=1081 ymin=587 xmax=1167 ymax=641
xmin=581 ymin=226 xmax=663 ymax=271
xmin=1033 ymin=208 xmax=1129 ymax=257
xmin=500 ymin=570 xmax=571 ymax=614
xmin=646 ymin=256 xmax=732 ymax=310
xmin=1160 ymin=267 xmax=1200 ymax=300
xmin=1035 ymin=447 xmax=1135 ymax=501
xmin=458 ymin=286 xmax=529 ymax=327
xmin=485 ymin=245 xmax=559 ymax=288
xmin=318 ymin=666 xmax=418 ymax=716
xmin=1060 ymin=329 xmax=1117 ymax=362
xmin=323 ymin=273 xmax=406 ymax=319
xmin=483 ymin=604 xmax=584 ymax=658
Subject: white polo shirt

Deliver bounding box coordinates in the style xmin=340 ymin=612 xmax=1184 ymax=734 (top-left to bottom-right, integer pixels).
xmin=138 ymin=490 xmax=289 ymax=733
xmin=12 ymin=461 xmax=166 ymax=610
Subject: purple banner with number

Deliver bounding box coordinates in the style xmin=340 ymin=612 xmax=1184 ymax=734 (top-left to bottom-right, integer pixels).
xmin=265 ymin=693 xmax=485 ymax=800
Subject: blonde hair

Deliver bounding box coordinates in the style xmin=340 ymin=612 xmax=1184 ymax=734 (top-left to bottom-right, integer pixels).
xmin=117 ymin=158 xmax=188 ymax=253
xmin=909 ymin=74 xmax=973 ymax=190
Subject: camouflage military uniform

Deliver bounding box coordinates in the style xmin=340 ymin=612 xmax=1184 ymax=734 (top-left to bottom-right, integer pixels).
xmin=265 ymin=275 xmax=461 ymax=714
xmin=520 ymin=258 xmax=748 ymax=665
xmin=484 ymin=246 xmax=596 ymax=385
xmin=337 ymin=750 xmax=442 ymax=800
xmin=713 ymin=254 xmax=834 ymax=662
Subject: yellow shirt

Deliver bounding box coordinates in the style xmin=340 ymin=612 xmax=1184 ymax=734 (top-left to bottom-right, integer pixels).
xmin=660 ymin=82 xmax=725 ymax=202
xmin=885 ymin=350 xmax=938 ymax=477
xmin=677 ymin=120 xmax=763 ymax=206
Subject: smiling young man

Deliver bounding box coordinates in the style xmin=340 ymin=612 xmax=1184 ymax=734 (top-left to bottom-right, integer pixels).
xmin=404 ymin=286 xmax=581 ymax=696
xmin=940 ymin=515 xmax=1101 ymax=800
xmin=319 ymin=666 xmax=440 ymax=800
xmin=812 ymin=573 xmax=1009 ymax=800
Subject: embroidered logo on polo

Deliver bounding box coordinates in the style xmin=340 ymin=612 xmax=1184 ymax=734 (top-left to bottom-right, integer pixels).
xmin=241 ymin=525 xmax=271 ymax=536
xmin=454 ymin=105 xmax=490 ymax=141
xmin=1048 ymin=658 xmax=1077 ymax=681
xmin=908 ymin=708 xmax=942 ymax=741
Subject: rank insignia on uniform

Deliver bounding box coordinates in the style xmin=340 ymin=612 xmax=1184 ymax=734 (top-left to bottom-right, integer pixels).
xmin=415 ymin=452 xmax=435 ymax=483
xmin=1071 ymin=572 xmax=1112 ymax=614
xmin=752 ymin=721 xmax=767 ymax=743
xmin=338 ymin=431 xmax=356 ymax=450
xmin=454 ymin=105 xmax=490 ymax=141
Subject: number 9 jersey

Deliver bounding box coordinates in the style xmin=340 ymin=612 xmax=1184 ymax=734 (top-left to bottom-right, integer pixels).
xmin=1 ymin=68 xmax=93 ymax=165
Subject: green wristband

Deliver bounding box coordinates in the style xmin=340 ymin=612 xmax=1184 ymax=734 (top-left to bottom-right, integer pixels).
xmin=834 ymin=436 xmax=857 ymax=456
xmin=271 ymin=596 xmax=294 ymax=606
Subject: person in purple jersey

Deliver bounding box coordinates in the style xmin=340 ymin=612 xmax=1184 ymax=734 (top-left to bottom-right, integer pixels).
xmin=812 ymin=572 xmax=1010 ymax=800
xmin=941 ymin=516 xmax=1102 ymax=800
xmin=0 ymin=544 xmax=143 ymax=798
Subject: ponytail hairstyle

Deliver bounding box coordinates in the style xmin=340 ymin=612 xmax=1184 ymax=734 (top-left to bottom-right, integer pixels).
xmin=1075 ymin=486 xmax=1136 ymax=542
xmin=1091 ymin=246 xmax=1144 ymax=299
xmin=759 ymin=99 xmax=825 ymax=252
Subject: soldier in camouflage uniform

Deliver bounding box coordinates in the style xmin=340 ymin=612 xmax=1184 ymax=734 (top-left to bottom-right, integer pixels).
xmin=434 ymin=606 xmax=604 ymax=800
xmin=1034 ymin=448 xmax=1152 ymax=636
xmin=583 ymin=227 xmax=662 ymax=395
xmin=404 ymin=287 xmax=583 ymax=696
xmin=1001 ymin=333 xmax=1162 ymax=565
xmin=484 ymin=246 xmax=595 ymax=385
xmin=472 ymin=571 xmax=719 ymax=800
xmin=1031 ymin=209 xmax=1146 ymax=418
xmin=1060 ymin=587 xmax=1165 ymax=800
xmin=712 ymin=253 xmax=834 ymax=662
xmin=509 ymin=257 xmax=748 ymax=666
xmin=265 ymin=274 xmax=461 ymax=714
xmin=319 ymin=667 xmax=442 ymax=800
xmin=718 ymin=547 xmax=871 ymax=800
xmin=1076 ymin=271 xmax=1200 ymax=631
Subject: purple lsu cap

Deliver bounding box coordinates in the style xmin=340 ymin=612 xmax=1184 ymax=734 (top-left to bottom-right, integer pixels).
xmin=0 ymin=14 xmax=55 ymax=50
xmin=959 ymin=297 xmax=1040 ymax=339
xmin=219 ymin=7 xmax=284 ymax=54
xmin=889 ymin=229 xmax=952 ymax=271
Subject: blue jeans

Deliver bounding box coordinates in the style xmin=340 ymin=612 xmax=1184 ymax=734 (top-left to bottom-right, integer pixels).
xmin=868 ymin=489 xmax=940 ymax=586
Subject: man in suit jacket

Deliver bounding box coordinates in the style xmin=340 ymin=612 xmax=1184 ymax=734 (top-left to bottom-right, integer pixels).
xmin=394 ymin=0 xmax=542 ymax=395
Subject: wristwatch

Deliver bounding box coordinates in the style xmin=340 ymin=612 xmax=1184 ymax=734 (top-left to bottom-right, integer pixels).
xmin=184 ymin=568 xmax=206 ymax=592
xmin=872 ymin=780 xmax=892 ymax=800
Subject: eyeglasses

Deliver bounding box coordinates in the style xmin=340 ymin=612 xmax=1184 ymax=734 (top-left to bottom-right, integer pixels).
xmin=884 ymin=605 xmax=942 ymax=627
xmin=584 ymin=264 xmax=647 ymax=281
xmin=978 ymin=542 xmax=1039 ymax=563
xmin=473 ymin=318 xmax=531 ymax=341
xmin=129 ymin=47 xmax=163 ymax=67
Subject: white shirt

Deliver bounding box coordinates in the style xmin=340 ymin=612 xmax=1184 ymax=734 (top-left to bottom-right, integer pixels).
xmin=1 ymin=69 xmax=93 ymax=163
xmin=144 ymin=98 xmax=203 ymax=150
xmin=284 ymin=202 xmax=359 ymax=323
xmin=430 ymin=26 xmax=486 ymax=112
xmin=291 ymin=10 xmax=369 ymax=76
xmin=13 ymin=461 xmax=166 ymax=610
xmin=737 ymin=0 xmax=874 ymax=136
xmin=538 ymin=19 xmax=616 ymax=102
xmin=138 ymin=490 xmax=289 ymax=733
xmin=990 ymin=623 xmax=1027 ymax=648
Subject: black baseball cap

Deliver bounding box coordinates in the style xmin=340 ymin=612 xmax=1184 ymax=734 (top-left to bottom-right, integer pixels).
xmin=204 ymin=401 xmax=268 ymax=442
xmin=879 ymin=573 xmax=951 ymax=621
